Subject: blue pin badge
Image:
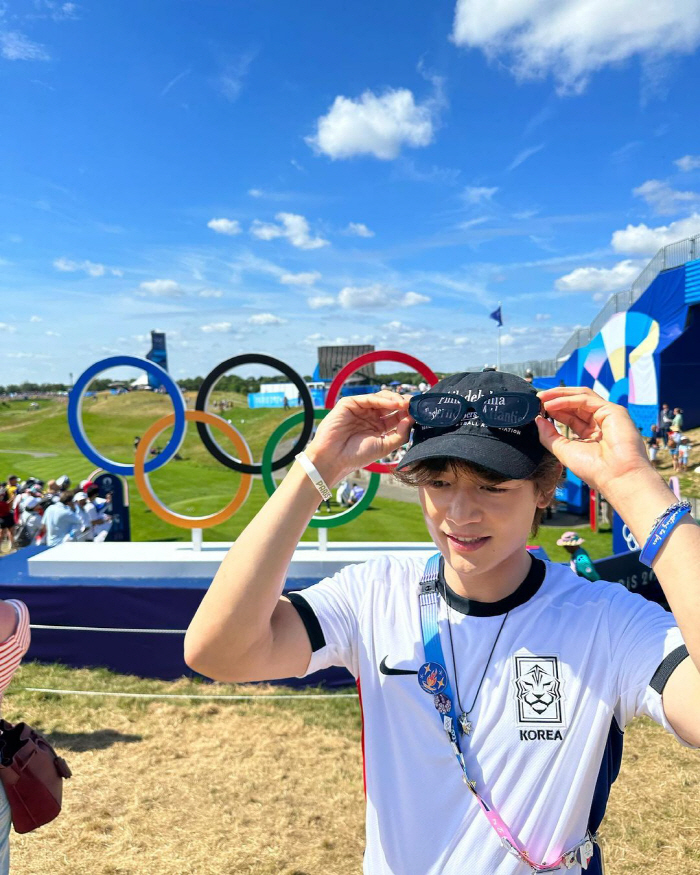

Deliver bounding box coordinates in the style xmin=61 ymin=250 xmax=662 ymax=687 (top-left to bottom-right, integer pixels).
xmin=418 ymin=661 xmax=448 ymax=696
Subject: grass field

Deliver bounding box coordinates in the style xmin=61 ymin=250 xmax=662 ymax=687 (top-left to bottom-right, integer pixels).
xmin=3 ymin=662 xmax=699 ymax=875
xmin=0 ymin=393 xmax=621 ymax=558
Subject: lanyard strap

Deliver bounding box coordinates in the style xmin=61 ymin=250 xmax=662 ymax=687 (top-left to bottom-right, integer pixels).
xmin=418 ymin=554 xmax=595 ymax=872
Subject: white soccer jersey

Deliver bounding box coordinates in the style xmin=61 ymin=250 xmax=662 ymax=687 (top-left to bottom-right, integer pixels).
xmin=288 ymin=555 xmax=693 ymax=875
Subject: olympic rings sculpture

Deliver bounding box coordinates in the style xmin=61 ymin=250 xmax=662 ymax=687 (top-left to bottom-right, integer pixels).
xmin=67 ymin=350 xmax=437 ymax=530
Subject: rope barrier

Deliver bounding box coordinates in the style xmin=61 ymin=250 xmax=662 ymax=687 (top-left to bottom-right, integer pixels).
xmin=22 ymin=687 xmax=359 ymax=701
xmin=30 ymin=625 xmax=186 ymax=634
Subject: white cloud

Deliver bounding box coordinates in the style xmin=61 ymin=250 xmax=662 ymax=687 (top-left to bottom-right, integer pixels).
xmin=53 ymin=257 xmax=112 ymax=277
xmin=499 ymin=333 xmax=515 ymax=346
xmin=451 ymin=0 xmax=700 ymax=94
xmin=307 ymin=87 xmax=437 ymax=160
xmin=675 ymin=155 xmax=700 ymax=172
xmin=250 ymin=212 xmax=328 ymax=250
xmin=507 ymin=144 xmax=545 ymax=172
xmin=345 ymin=222 xmax=375 ymax=238
xmin=200 ymin=322 xmax=233 ymax=333
xmin=217 ymin=51 xmax=255 ymax=102
xmin=207 ymin=218 xmax=241 ymax=236
xmin=30 ymin=315 xmax=42 ymax=323
xmin=45 ymin=330 xmax=61 ymax=337
xmin=336 ymin=284 xmax=431 ymax=309
xmin=139 ymin=279 xmax=184 ymax=297
xmin=454 ymin=336 xmax=469 ymax=346
xmin=247 ymin=313 xmax=286 ymax=325
xmin=555 ymin=259 xmax=643 ymax=293
xmin=0 ymin=323 xmax=16 ymax=333
xmin=402 ymin=291 xmax=431 ymax=306
xmin=633 ymin=179 xmax=699 ymax=215
xmin=535 ymin=313 xmax=551 ymax=321
xmin=248 ymin=188 xmax=263 ymax=198
xmin=280 ymin=271 xmax=321 ymax=286
xmin=463 ymin=186 xmax=498 ymax=205
xmin=198 ymin=288 xmax=223 ymax=298
xmin=611 ymin=213 xmax=700 ymax=255
xmin=0 ymin=32 xmax=50 ymax=61
xmin=308 ymin=295 xmax=336 ymax=309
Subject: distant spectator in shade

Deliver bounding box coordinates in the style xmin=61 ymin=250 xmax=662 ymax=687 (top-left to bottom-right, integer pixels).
xmin=658 ymin=403 xmax=672 ymax=446
xmin=647 ymin=425 xmax=660 ymax=467
xmin=672 ymin=407 xmax=683 ymax=434
xmin=524 ymin=369 xmax=534 ymax=384
xmin=679 ymin=437 xmax=691 ymax=473
xmin=42 ymin=490 xmax=82 ymax=547
xmin=668 ymin=431 xmax=680 ymax=472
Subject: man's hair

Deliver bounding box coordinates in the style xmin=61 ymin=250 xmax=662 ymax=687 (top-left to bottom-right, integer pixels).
xmin=59 ymin=490 xmax=75 ymax=505
xmin=393 ymin=453 xmax=563 ymax=536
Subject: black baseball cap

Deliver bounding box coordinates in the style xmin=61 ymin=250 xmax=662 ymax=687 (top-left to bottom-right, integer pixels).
xmin=396 ymin=369 xmax=547 ymax=479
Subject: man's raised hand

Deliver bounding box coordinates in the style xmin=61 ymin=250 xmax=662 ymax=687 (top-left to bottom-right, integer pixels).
xmin=536 ymin=386 xmax=650 ymax=497
xmin=304 ymin=390 xmax=414 ymax=486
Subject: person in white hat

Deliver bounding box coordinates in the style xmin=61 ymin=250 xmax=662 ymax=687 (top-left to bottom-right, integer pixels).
xmin=72 ymin=492 xmax=93 ymax=542
xmin=557 ymin=531 xmax=600 ymax=581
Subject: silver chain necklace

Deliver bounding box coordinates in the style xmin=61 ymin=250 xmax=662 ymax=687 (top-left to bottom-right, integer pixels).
xmin=446 ymin=608 xmax=509 ymax=736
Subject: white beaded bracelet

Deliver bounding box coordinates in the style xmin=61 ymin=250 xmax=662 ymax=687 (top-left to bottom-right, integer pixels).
xmin=295 ymin=452 xmax=332 ymax=501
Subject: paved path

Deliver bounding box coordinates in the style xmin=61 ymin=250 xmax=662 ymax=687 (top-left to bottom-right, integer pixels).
xmin=0 ymin=449 xmax=57 ymax=458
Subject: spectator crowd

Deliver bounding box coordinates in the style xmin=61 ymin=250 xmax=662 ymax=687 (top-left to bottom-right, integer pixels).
xmin=0 ymin=474 xmax=112 ymax=552
xmin=648 ymin=403 xmax=693 ymax=473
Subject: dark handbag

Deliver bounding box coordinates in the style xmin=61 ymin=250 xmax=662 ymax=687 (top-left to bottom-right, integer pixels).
xmin=0 ymin=719 xmax=72 ymax=833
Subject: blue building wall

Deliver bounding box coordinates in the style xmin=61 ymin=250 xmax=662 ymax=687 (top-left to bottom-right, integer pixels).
xmin=555 ymin=262 xmax=698 ymax=522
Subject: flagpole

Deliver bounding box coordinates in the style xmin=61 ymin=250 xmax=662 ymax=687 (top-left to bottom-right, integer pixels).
xmin=497 ymin=301 xmax=501 ymax=370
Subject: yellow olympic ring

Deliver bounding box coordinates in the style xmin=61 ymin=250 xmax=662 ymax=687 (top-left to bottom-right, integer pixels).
xmin=133 ymin=410 xmax=253 ymax=529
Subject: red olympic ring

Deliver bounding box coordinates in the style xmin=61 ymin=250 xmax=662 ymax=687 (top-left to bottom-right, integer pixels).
xmin=325 ymin=350 xmax=439 ymax=474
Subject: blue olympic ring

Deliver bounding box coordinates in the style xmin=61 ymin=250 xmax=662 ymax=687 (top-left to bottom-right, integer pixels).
xmin=68 ymin=355 xmax=187 ymax=477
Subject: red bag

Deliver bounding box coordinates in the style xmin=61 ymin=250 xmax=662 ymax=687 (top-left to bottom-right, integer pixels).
xmin=0 ymin=719 xmax=72 ymax=833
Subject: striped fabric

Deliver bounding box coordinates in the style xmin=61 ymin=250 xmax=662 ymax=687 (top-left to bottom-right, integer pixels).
xmin=0 ymin=600 xmax=30 ymax=702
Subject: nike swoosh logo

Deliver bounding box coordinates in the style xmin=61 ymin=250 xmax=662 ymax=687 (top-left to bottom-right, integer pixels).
xmin=379 ymin=656 xmax=418 ymax=676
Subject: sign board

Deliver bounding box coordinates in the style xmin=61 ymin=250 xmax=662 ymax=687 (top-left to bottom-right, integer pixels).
xmin=593 ymin=549 xmax=668 ymax=610
xmin=93 ymin=472 xmax=131 ymax=542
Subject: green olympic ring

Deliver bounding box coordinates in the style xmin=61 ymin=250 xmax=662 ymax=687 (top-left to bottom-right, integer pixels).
xmin=261 ymin=409 xmax=380 ymax=528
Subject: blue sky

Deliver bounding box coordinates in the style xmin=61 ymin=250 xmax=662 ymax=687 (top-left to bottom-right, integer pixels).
xmin=3 ymin=0 xmax=700 ymax=384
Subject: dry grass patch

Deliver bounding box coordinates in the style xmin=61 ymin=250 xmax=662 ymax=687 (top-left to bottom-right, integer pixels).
xmin=4 ymin=664 xmax=699 ymax=874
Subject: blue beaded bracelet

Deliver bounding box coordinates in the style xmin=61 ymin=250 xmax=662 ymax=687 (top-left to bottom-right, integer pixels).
xmin=639 ymin=501 xmax=693 ymax=567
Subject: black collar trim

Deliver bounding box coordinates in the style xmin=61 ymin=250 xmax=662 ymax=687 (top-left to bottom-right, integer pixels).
xmin=437 ymin=554 xmax=546 ymax=617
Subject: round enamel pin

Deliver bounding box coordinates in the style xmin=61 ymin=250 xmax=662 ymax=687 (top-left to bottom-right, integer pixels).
xmin=418 ymin=661 xmax=448 ymax=695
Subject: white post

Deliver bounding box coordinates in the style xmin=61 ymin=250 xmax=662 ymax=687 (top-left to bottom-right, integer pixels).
xmin=318 ymin=527 xmax=328 ymax=552
xmin=192 ymin=528 xmax=203 ymax=552
xmin=496 ymin=301 xmax=502 ymax=370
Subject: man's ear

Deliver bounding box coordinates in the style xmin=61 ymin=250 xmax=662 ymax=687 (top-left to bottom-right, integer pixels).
xmin=535 ymin=488 xmax=554 ymax=510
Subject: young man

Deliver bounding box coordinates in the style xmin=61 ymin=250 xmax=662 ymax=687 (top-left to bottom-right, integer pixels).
xmin=185 ymin=371 xmax=700 ymax=874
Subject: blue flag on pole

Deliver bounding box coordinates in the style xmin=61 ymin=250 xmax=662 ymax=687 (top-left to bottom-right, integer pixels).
xmin=490 ymin=306 xmax=503 ymax=327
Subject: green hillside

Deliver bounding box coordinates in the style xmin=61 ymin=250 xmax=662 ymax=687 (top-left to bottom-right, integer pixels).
xmin=0 ymin=393 xmax=615 ymax=558
xmin=0 ymin=393 xmax=429 ymax=543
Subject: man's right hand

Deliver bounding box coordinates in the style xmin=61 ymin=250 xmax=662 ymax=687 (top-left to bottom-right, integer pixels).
xmin=304 ymin=390 xmax=414 ymax=485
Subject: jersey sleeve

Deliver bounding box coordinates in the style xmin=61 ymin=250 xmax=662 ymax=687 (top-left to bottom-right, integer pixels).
xmin=286 ymin=560 xmax=378 ymax=679
xmin=608 ymin=586 xmax=695 ymax=746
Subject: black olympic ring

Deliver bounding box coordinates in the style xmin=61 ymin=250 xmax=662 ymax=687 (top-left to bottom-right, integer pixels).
xmin=195 ymin=354 xmax=315 ymax=475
